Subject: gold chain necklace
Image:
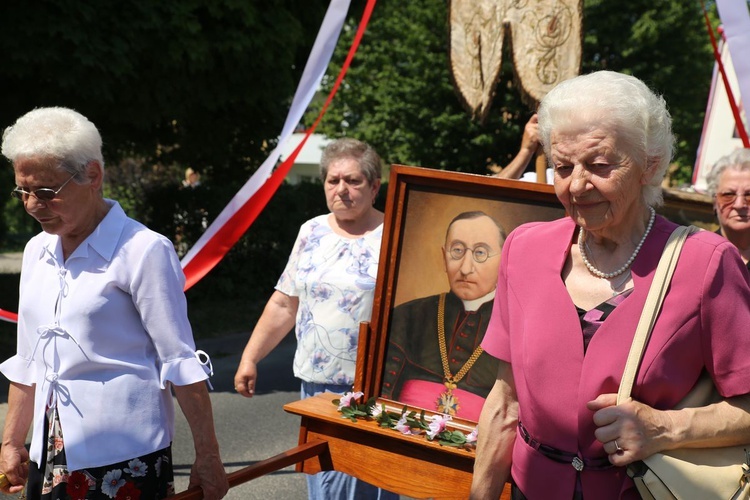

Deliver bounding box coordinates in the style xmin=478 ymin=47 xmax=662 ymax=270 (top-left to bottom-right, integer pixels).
xmin=436 ymin=293 xmax=485 ymax=415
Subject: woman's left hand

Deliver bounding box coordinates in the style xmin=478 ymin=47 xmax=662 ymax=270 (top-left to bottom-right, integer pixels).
xmin=587 ymin=393 xmax=674 ymax=466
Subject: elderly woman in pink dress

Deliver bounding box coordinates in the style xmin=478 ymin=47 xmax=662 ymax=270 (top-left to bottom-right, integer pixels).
xmin=471 ymin=71 xmax=750 ymax=499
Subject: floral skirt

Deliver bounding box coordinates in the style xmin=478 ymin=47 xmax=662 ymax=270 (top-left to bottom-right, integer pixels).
xmin=26 ymin=406 xmax=175 ymax=500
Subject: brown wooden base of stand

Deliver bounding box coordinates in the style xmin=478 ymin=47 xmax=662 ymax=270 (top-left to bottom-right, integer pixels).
xmin=171 ymin=440 xmax=329 ymax=500
xmin=284 ymin=393 xmax=511 ymax=499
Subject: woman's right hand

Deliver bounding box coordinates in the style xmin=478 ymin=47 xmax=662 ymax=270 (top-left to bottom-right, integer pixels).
xmin=234 ymin=359 xmax=258 ymax=398
xmin=588 ymin=393 xmax=674 ymax=465
xmin=0 ymin=444 xmax=29 ymax=495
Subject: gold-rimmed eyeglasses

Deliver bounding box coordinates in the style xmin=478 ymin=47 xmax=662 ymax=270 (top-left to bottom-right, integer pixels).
xmin=11 ymin=173 xmax=77 ymax=202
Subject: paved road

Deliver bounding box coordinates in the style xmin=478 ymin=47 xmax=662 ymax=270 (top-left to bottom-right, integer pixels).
xmin=173 ymin=332 xmax=308 ymax=499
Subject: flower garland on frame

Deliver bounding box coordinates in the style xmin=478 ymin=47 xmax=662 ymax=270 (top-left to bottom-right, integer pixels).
xmin=333 ymin=392 xmax=478 ymax=450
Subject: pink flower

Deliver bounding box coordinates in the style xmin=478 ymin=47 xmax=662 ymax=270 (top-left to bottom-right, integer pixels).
xmin=52 ymin=470 xmax=69 ymax=487
xmin=337 ymin=391 xmax=364 ymax=410
xmin=465 ymin=428 xmax=478 ymax=443
xmin=427 ymin=414 xmax=452 ymax=439
xmin=394 ymin=415 xmax=415 ymax=435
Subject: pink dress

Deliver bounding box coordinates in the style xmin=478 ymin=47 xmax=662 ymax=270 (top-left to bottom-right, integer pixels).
xmin=482 ymin=216 xmax=750 ymax=499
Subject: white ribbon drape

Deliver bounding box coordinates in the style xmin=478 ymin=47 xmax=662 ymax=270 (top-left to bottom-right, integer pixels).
xmin=716 ymin=0 xmax=750 ymax=120
xmin=181 ymin=0 xmax=351 ymax=268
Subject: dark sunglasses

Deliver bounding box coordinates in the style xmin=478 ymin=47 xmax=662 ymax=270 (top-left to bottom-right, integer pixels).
xmin=11 ymin=173 xmax=77 ymax=202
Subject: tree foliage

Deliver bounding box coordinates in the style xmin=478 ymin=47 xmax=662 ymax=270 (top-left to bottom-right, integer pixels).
xmin=582 ymin=0 xmax=715 ymax=184
xmin=0 ymin=0 xmax=329 ymax=178
xmin=0 ymin=0 xmax=329 ymax=248
xmin=312 ymin=1 xmax=531 ymax=174
xmin=310 ymin=0 xmax=717 ymax=183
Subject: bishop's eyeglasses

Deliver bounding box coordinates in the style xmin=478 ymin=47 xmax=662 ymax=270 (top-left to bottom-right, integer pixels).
xmin=445 ymin=243 xmax=498 ymax=263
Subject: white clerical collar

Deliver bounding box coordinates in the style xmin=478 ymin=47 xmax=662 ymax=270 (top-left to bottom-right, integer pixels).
xmin=462 ymin=289 xmax=496 ymax=312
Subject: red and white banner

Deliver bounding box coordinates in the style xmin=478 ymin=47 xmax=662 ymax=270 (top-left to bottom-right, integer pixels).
xmin=181 ymin=0 xmax=377 ymax=290
xmin=693 ymin=39 xmax=747 ymax=192
xmin=180 ymin=0 xmax=352 ymax=288
xmin=1 ymin=0 xmax=378 ymax=323
xmin=693 ymin=1 xmax=749 ymax=192
xmin=717 ymin=0 xmax=750 ymax=121
xmin=0 ymin=310 xmax=17 ymax=323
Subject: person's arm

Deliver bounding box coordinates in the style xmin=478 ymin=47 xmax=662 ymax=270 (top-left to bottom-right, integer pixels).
xmin=470 ymin=361 xmax=518 ymax=499
xmin=666 ymin=395 xmax=750 ymax=448
xmin=234 ymin=290 xmax=298 ymax=397
xmin=589 ymin=392 xmax=750 ymax=465
xmin=495 ymin=114 xmax=540 ymax=180
xmin=589 ymin=239 xmax=750 ymax=464
xmin=0 ymin=383 xmax=33 ymax=494
xmin=172 ymin=382 xmax=229 ymax=500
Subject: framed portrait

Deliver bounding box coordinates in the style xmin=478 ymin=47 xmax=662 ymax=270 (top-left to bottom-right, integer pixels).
xmin=360 ymin=165 xmax=565 ymax=423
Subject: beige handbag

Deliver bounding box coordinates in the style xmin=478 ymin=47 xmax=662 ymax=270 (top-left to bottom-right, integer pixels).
xmin=617 ymin=225 xmax=750 ymax=500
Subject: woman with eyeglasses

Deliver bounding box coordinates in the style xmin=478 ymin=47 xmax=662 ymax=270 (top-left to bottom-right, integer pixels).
xmin=470 ymin=72 xmax=750 ymax=499
xmin=706 ymin=148 xmax=750 ymax=272
xmin=0 ymin=107 xmax=228 ymax=500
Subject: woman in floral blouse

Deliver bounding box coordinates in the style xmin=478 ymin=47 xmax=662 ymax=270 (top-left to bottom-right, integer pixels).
xmin=234 ymin=138 xmax=396 ymax=500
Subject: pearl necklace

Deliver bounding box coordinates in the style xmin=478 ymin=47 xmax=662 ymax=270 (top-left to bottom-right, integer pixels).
xmin=578 ymin=206 xmax=656 ymax=279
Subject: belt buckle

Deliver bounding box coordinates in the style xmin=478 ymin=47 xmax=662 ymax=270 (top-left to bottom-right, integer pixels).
xmin=571 ymin=457 xmax=584 ymax=471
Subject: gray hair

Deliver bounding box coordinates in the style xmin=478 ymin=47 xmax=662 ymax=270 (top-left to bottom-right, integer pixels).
xmin=705 ymin=148 xmax=750 ymax=196
xmin=538 ymin=71 xmax=674 ymax=207
xmin=2 ymin=107 xmax=104 ymax=179
xmin=319 ymin=138 xmax=382 ymax=185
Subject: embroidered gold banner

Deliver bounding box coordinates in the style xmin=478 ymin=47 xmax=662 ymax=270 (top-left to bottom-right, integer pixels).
xmin=449 ymin=0 xmax=582 ymax=121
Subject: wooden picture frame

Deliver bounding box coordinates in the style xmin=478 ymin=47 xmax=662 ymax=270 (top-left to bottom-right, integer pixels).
xmin=359 ymin=165 xmax=565 ymax=419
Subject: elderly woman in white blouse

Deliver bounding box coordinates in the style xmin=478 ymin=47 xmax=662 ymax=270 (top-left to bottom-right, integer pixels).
xmin=0 ymin=108 xmax=228 ymax=500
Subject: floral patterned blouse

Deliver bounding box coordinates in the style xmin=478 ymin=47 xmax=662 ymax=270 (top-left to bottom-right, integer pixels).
xmin=276 ymin=214 xmax=382 ymax=386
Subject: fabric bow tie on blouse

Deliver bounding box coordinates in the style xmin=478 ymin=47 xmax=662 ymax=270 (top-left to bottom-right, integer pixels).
xmin=31 ymin=323 xmax=84 ymax=412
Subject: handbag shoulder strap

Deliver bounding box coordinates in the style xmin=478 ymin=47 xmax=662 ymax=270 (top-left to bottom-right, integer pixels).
xmin=616 ymin=225 xmax=698 ymax=405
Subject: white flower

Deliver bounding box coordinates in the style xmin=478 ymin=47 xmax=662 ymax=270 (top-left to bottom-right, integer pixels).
xmin=466 ymin=427 xmax=478 ymax=443
xmin=101 ymin=469 xmax=125 ymax=498
xmin=370 ymin=404 xmax=383 ymax=418
xmin=124 ymin=458 xmax=147 ymax=477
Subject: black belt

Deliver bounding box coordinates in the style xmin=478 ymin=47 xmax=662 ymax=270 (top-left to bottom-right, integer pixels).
xmin=518 ymin=422 xmax=613 ymax=472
